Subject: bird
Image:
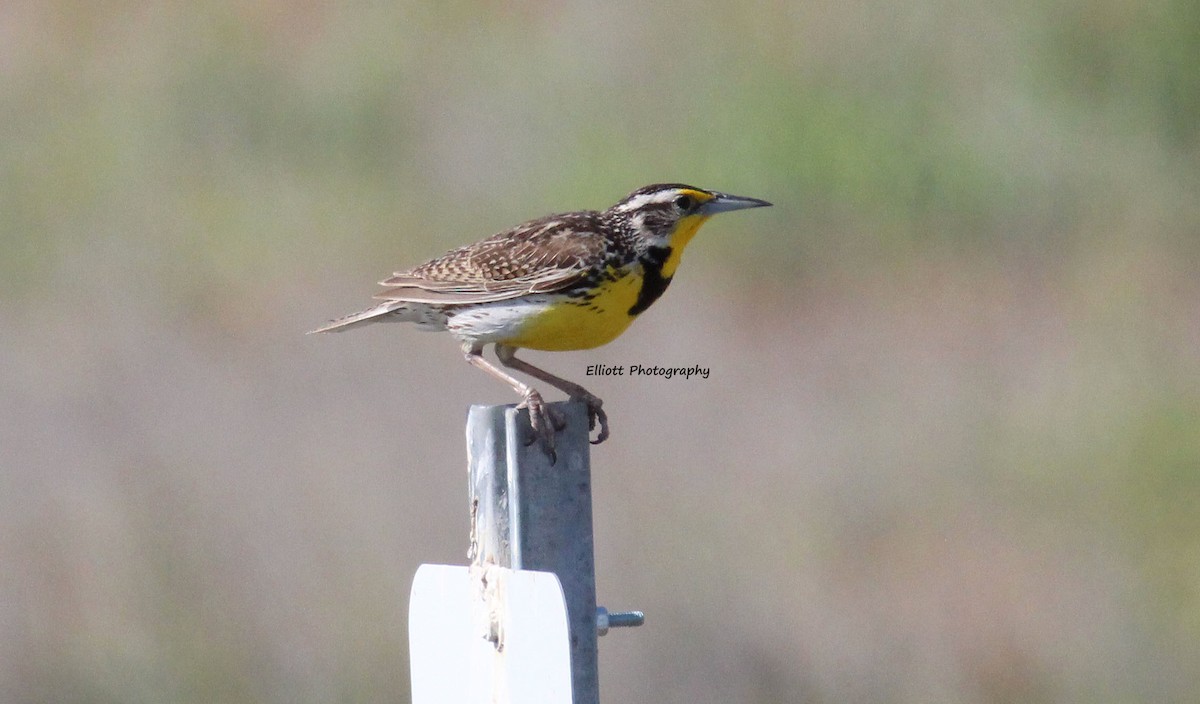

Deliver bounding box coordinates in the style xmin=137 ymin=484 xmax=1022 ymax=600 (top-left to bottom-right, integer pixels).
xmin=310 ymin=183 xmax=771 ymax=459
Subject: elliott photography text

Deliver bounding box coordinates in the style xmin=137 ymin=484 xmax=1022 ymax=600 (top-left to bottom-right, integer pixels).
xmin=585 ymin=364 xmax=710 ymax=380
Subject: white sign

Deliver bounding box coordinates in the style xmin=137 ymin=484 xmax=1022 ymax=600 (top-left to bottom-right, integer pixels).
xmin=409 ymin=563 xmax=573 ymax=704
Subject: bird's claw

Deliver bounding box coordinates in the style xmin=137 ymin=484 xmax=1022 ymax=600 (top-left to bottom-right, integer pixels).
xmin=519 ymin=390 xmax=608 ymax=460
xmin=574 ymin=393 xmax=609 ymax=445
xmin=518 ymin=390 xmax=561 ymax=463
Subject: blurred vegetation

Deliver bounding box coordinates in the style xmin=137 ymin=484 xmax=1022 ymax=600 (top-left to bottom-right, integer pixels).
xmin=2 ymin=1 xmax=1199 ymax=703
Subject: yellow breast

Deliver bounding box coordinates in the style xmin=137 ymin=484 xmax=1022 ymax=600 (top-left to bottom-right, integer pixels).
xmin=504 ymin=269 xmax=643 ymax=351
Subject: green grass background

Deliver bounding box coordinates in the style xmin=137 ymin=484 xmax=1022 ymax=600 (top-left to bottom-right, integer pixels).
xmin=2 ymin=1 xmax=1198 ymax=702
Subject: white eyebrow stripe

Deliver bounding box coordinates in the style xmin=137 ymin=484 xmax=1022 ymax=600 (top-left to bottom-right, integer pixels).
xmin=613 ymin=190 xmax=679 ymax=212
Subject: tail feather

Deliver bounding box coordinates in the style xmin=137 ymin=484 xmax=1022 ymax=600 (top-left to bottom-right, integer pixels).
xmin=307 ymin=303 xmax=406 ymax=334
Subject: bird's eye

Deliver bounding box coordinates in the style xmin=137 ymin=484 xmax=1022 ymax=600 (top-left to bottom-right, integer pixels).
xmin=674 ymin=195 xmax=695 ymax=211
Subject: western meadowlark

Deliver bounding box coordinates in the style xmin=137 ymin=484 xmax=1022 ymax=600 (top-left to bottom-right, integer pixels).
xmin=310 ymin=183 xmax=770 ymax=458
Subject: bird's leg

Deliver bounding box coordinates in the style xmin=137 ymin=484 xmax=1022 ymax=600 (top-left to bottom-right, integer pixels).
xmin=495 ymin=344 xmax=610 ymax=445
xmin=462 ymin=343 xmax=560 ymax=462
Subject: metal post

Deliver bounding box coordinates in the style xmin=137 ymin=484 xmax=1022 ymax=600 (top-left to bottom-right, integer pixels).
xmin=467 ymin=401 xmax=599 ymax=704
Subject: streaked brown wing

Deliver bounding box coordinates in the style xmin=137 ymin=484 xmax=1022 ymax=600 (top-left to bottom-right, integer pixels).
xmin=372 ymin=212 xmax=606 ymax=304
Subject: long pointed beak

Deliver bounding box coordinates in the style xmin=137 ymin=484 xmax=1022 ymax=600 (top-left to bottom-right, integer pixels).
xmin=697 ymin=192 xmax=773 ymax=216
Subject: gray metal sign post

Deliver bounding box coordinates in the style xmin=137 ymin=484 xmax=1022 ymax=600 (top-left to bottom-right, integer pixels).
xmin=466 ymin=401 xmax=642 ymax=704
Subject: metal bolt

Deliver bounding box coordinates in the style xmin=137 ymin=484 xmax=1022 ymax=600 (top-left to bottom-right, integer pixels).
xmin=596 ymin=606 xmax=645 ymax=636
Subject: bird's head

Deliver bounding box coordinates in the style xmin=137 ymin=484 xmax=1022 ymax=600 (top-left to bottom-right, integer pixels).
xmin=607 ymin=183 xmax=771 ymax=255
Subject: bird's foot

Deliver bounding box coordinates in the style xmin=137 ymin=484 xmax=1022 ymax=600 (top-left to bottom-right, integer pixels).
xmin=518 ymin=389 xmax=565 ymax=463
xmin=572 ymin=392 xmax=609 ymax=445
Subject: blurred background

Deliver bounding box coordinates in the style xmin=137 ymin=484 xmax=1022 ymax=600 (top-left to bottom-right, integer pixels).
xmin=2 ymin=1 xmax=1198 ymax=702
